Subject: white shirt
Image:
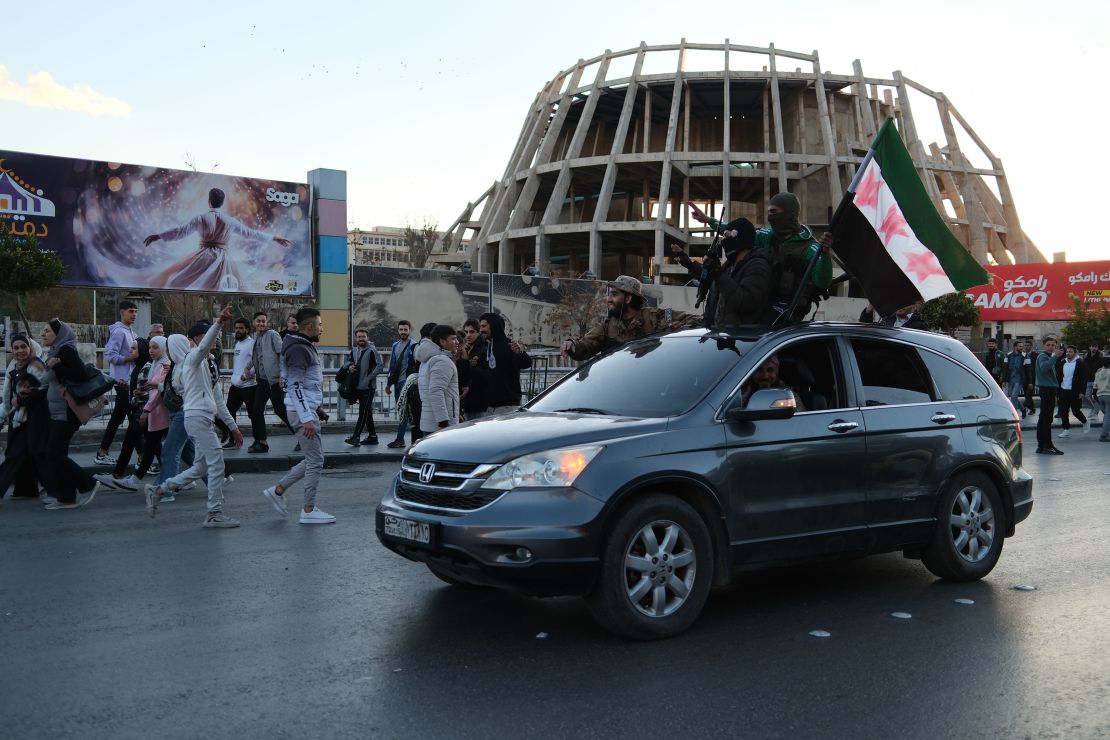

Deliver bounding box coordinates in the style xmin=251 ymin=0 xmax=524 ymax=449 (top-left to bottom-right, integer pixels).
xmin=1061 ymin=358 xmax=1078 ymax=390
xmin=231 ymin=335 xmax=257 ymax=388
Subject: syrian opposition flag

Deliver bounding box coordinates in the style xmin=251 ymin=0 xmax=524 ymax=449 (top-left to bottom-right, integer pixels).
xmin=831 ymin=117 xmax=990 ymax=317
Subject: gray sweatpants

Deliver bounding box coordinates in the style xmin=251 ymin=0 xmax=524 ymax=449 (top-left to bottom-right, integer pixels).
xmin=278 ymin=419 xmax=324 ymax=508
xmin=162 ymin=415 xmax=227 ymax=514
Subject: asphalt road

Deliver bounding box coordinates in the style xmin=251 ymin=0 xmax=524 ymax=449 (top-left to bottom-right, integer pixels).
xmin=1 ymin=440 xmax=1108 ymax=739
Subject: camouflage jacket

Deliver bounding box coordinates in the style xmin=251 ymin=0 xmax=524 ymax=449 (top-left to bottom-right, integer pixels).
xmin=568 ymin=307 xmax=682 ymax=362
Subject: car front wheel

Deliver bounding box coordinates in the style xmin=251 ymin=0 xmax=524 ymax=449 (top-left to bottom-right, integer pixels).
xmin=586 ymin=494 xmax=713 ymax=640
xmin=922 ymin=471 xmax=1006 ymax=581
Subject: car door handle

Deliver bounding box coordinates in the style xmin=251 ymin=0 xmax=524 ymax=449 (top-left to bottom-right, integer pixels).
xmin=827 ymin=421 xmax=859 ymax=433
xmin=931 ymin=413 xmax=957 ymax=424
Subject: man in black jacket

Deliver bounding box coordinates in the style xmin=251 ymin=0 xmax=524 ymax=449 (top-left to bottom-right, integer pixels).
xmin=478 ymin=313 xmax=531 ymax=415
xmin=1055 ymin=345 xmax=1088 ymax=436
xmin=344 ymin=328 xmax=380 ymax=446
xmin=981 ymin=337 xmax=1006 ymax=385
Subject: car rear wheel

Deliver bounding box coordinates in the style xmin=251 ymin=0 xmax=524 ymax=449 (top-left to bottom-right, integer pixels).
xmin=586 ymin=494 xmax=713 ymax=640
xmin=922 ymin=471 xmax=1006 ymax=581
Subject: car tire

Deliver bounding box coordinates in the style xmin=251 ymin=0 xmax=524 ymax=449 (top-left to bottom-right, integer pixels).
xmin=922 ymin=471 xmax=1006 ymax=581
xmin=586 ymin=494 xmax=713 ymax=640
xmin=426 ymin=561 xmax=482 ymax=588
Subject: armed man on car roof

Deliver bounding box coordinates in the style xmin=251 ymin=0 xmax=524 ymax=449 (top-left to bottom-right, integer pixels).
xmin=561 ymin=276 xmax=690 ymax=362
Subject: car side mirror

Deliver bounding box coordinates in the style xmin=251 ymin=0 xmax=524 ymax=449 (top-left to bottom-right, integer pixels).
xmin=726 ymin=388 xmax=797 ymax=422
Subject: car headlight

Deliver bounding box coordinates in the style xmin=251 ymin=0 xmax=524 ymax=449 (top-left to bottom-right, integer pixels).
xmin=481 ymin=445 xmax=604 ymax=490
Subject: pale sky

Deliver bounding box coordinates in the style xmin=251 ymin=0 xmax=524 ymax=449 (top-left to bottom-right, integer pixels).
xmin=3 ymin=0 xmax=1105 ymax=263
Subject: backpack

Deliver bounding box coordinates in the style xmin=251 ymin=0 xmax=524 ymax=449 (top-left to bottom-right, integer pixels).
xmin=161 ymin=363 xmax=184 ymax=413
xmin=335 ymin=364 xmax=359 ymax=402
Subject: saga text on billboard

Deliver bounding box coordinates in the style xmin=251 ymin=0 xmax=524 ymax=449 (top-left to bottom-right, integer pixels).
xmin=0 ymin=150 xmax=313 ymax=296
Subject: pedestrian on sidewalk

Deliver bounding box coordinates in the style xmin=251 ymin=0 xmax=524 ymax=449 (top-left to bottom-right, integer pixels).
xmin=0 ymin=334 xmax=49 ymax=501
xmin=39 ymin=320 xmax=99 ymax=508
xmin=95 ymin=300 xmax=140 ymax=465
xmin=459 ymin=319 xmax=489 ymax=421
xmin=244 ymin=311 xmax=292 ymax=453
xmin=1035 ymin=337 xmax=1063 ymax=455
xmin=95 ymin=335 xmax=166 ymax=491
xmin=419 ymin=325 xmax=461 ymax=434
xmin=150 ymin=335 xmax=194 ymax=501
xmin=343 ymin=327 xmax=380 ymax=446
xmin=385 ymin=320 xmax=417 ymax=449
xmin=226 ymin=317 xmax=265 ymax=447
xmin=262 ymin=308 xmax=335 ymax=524
xmin=1084 ymin=343 xmax=1104 ymax=423
xmin=1093 ymin=356 xmax=1110 ymax=441
xmin=479 ymin=312 xmax=531 ymax=415
xmin=146 ymin=306 xmax=243 ymax=526
xmin=1056 ymin=346 xmax=1088 ymax=437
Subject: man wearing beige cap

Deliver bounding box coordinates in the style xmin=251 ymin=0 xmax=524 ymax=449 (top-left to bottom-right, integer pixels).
xmin=561 ymin=276 xmax=687 ymax=362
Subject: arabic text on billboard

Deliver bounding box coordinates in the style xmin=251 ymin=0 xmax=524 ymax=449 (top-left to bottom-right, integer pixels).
xmin=964 ymin=261 xmax=1110 ymax=320
xmin=0 ymin=150 xmax=312 ymax=295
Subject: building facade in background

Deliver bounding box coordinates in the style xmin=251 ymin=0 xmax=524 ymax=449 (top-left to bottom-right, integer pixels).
xmin=438 ymin=40 xmax=1045 ymax=283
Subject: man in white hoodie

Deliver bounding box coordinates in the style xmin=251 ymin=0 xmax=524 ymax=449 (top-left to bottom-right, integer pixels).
xmin=261 ymin=308 xmax=335 ymax=524
xmin=146 ymin=304 xmax=243 ymax=527
xmin=418 ymin=325 xmax=461 ymax=433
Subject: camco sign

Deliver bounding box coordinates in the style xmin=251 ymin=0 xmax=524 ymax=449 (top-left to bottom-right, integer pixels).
xmin=965 ymin=261 xmax=1110 ymax=320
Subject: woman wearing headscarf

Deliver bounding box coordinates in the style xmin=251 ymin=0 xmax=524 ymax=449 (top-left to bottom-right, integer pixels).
xmin=0 ymin=333 xmax=49 ymax=501
xmin=95 ymin=334 xmax=168 ymax=491
xmin=39 ymin=319 xmax=99 ymax=509
xmin=151 ymin=334 xmax=193 ymax=501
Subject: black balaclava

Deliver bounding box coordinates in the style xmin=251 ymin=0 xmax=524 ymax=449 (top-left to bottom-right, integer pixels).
xmin=721 ymin=217 xmax=757 ymax=262
xmin=768 ymin=192 xmax=801 ymax=240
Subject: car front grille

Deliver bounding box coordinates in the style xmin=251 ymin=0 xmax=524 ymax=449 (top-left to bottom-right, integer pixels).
xmin=395 ymin=481 xmax=502 ymax=512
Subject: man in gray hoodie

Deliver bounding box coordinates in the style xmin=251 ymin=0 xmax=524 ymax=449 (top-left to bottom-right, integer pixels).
xmin=146 ymin=304 xmax=243 ymax=526
xmin=261 ymin=308 xmax=334 ymax=525
xmin=96 ymin=300 xmax=139 ymax=465
xmin=418 ymin=325 xmax=461 ymax=433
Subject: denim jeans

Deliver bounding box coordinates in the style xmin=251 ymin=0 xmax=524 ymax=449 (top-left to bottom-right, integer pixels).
xmin=155 ymin=410 xmax=187 ymax=487
xmin=1100 ymin=396 xmax=1110 ymax=438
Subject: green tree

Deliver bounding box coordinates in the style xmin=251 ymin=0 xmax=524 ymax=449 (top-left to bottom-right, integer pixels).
xmin=920 ymin=291 xmax=980 ymax=335
xmin=1060 ymin=293 xmax=1110 ymax=349
xmin=404 ymin=219 xmax=438 ymax=269
xmin=0 ymin=222 xmax=66 ymax=333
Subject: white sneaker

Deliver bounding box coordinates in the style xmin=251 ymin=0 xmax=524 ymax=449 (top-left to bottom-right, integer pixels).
xmin=77 ymin=482 xmax=100 ymax=508
xmin=1058 ymin=430 xmax=1071 ymax=438
xmin=39 ymin=493 xmax=59 ymax=507
xmin=262 ymin=486 xmax=288 ymax=516
xmin=117 ymin=474 xmax=144 ymax=491
xmin=94 ymin=452 xmax=117 ymax=466
xmin=93 ymin=473 xmax=123 ymax=490
xmin=180 ymin=481 xmax=198 ymax=492
xmin=299 ymin=507 xmax=336 ymax=525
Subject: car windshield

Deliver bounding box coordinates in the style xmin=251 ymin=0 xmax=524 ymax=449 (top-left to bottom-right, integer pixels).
xmin=528 ymin=333 xmax=755 ymax=418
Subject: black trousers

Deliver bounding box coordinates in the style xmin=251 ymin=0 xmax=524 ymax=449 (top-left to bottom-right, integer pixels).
xmin=112 ymin=410 xmax=147 ymax=477
xmin=227 ymin=385 xmax=265 ymax=440
xmin=251 ymin=378 xmax=292 ymax=442
xmin=137 ymin=428 xmax=165 ymax=477
xmin=1057 ymin=388 xmax=1087 ymax=429
xmin=1037 ymin=388 xmax=1058 ymax=450
xmin=1022 ymin=384 xmax=1036 ymax=413
xmin=40 ymin=416 xmax=95 ymax=503
xmin=351 ymin=389 xmax=377 ymax=439
xmin=98 ymin=383 xmax=131 ymax=451
xmin=0 ymin=426 xmax=40 ymax=498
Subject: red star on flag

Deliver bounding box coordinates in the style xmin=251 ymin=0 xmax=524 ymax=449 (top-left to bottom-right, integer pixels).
xmin=855 ymin=166 xmax=883 ymax=210
xmin=877 ymin=204 xmax=910 ymax=242
xmin=903 ymin=249 xmax=945 ymax=281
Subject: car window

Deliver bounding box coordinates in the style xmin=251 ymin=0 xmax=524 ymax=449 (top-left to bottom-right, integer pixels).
xmin=918 ymin=350 xmax=991 ymax=401
xmin=528 ymin=334 xmax=754 ymax=418
xmin=741 ymin=337 xmax=844 ymax=411
xmin=849 ymin=338 xmax=936 ymax=406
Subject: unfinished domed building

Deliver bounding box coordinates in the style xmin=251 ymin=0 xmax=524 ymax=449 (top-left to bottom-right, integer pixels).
xmin=437 ymin=40 xmax=1044 ymax=283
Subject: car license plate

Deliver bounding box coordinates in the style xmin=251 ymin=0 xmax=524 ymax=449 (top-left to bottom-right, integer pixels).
xmin=383 ymin=515 xmax=431 ymax=544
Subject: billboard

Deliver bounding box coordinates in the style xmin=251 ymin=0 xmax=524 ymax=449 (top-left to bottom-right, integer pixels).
xmin=0 ymin=150 xmax=312 ymax=295
xmin=964 ymin=261 xmax=1110 ymax=321
xmin=350 ymin=265 xmax=621 ymax=349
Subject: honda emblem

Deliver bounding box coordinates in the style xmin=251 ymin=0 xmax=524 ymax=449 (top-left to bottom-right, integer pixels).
xmin=419 ymin=463 xmax=436 ymax=484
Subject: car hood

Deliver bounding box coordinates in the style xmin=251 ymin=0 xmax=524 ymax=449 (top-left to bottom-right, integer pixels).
xmin=404 ymin=412 xmax=668 ymax=464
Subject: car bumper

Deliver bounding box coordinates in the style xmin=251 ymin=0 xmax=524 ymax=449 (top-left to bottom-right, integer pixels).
xmin=375 ymin=478 xmax=606 ymax=596
xmin=1010 ymin=467 xmax=1034 ymax=529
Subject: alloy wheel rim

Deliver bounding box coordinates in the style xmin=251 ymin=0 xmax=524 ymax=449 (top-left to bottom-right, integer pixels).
xmin=949 ymin=485 xmax=996 ymax=563
xmin=622 ymin=519 xmax=697 ymax=618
